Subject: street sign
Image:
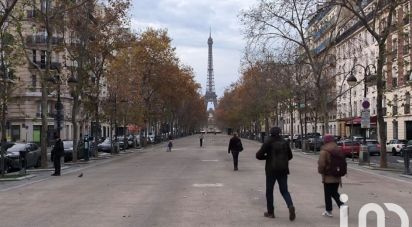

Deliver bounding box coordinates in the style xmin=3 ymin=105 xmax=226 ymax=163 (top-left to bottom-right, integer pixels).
xmin=362 ymin=98 xmax=370 ymax=109
xmin=361 ymin=109 xmax=370 ymax=128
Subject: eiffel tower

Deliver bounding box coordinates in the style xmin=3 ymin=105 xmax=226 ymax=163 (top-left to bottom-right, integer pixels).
xmin=205 ymin=30 xmax=217 ymax=109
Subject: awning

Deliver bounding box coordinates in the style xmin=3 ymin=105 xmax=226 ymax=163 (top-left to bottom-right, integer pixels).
xmin=345 ymin=116 xmax=377 ymax=125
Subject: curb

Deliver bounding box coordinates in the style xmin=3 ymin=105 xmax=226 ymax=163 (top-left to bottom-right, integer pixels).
xmin=0 ymin=174 xmax=36 ymax=181
xmin=400 ymin=174 xmax=412 ymax=179
xmin=27 ymin=166 xmax=69 ymax=173
xmin=362 ymin=165 xmax=403 ymax=172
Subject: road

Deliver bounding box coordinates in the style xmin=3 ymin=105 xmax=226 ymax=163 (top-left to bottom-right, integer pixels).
xmin=0 ymin=134 xmax=411 ymax=227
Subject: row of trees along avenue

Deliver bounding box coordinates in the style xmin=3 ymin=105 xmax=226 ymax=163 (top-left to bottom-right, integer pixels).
xmin=215 ymin=0 xmax=408 ymax=168
xmin=0 ymin=0 xmax=206 ymax=173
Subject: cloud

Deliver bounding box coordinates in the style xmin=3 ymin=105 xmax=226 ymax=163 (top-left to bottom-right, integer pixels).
xmin=130 ymin=0 xmax=255 ymax=97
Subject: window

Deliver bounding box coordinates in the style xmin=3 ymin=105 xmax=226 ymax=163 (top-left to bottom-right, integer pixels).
xmin=11 ymin=125 xmax=21 ymax=142
xmin=392 ymin=77 xmax=398 ymax=88
xmin=32 ymin=49 xmax=36 ymax=63
xmin=31 ymin=75 xmax=36 ymax=90
xmin=40 ymin=50 xmax=46 ymax=67
xmin=393 ymin=121 xmax=398 ymax=139
xmin=405 ymin=92 xmax=411 ymax=114
xmin=354 ymin=101 xmax=357 ymax=117
xmin=393 ymin=95 xmax=398 ymax=116
xmin=392 ymin=38 xmax=398 ymax=57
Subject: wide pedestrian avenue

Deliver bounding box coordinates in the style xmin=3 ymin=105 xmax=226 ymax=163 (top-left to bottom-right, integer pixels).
xmin=0 ymin=134 xmax=410 ymax=227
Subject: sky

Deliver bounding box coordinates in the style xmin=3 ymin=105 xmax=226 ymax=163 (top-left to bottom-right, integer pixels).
xmin=130 ymin=0 xmax=255 ymax=97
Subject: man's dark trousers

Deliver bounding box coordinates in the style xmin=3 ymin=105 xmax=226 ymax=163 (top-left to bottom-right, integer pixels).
xmin=232 ymin=151 xmax=239 ymax=169
xmin=53 ymin=157 xmax=61 ymax=175
xmin=200 ymin=139 xmax=203 ymax=147
xmin=266 ymin=174 xmax=293 ymax=214
xmin=323 ymin=183 xmax=343 ymax=211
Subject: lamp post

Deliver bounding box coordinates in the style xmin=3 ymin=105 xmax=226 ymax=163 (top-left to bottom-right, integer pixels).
xmin=346 ymin=62 xmax=377 ymax=145
xmin=47 ymin=75 xmax=78 ymax=138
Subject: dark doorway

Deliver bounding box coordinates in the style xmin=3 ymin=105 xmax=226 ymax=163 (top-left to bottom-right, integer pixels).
xmin=405 ymin=121 xmax=412 ymax=140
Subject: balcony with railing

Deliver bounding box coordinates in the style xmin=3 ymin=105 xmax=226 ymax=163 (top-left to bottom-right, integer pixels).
xmin=26 ymin=35 xmax=64 ymax=46
xmin=29 ymin=61 xmax=61 ymax=70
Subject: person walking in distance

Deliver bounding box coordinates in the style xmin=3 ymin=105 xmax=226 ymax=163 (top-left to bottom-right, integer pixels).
xmin=228 ymin=133 xmax=243 ymax=171
xmin=167 ymin=135 xmax=173 ymax=152
xmin=51 ymin=133 xmax=64 ymax=176
xmin=318 ymin=134 xmax=346 ymax=217
xmin=199 ymin=133 xmax=204 ymax=147
xmin=256 ymin=127 xmax=295 ymax=221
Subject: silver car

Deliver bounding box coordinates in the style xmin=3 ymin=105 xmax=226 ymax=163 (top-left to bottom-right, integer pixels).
xmin=365 ymin=139 xmax=381 ymax=156
xmin=6 ymin=143 xmax=41 ymax=171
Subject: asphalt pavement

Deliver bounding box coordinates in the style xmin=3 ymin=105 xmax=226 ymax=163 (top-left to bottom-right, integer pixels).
xmin=0 ymin=134 xmax=410 ymax=227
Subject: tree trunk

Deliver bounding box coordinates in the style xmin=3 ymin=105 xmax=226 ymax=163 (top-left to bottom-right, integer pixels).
xmin=71 ymin=95 xmax=79 ymax=162
xmin=1 ymin=85 xmax=6 ymax=175
xmin=377 ymin=42 xmax=388 ymax=168
xmin=40 ymin=80 xmax=48 ymax=168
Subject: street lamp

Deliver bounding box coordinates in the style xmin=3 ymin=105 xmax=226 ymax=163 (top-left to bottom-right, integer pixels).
xmin=47 ymin=74 xmax=78 ymax=138
xmin=346 ymin=62 xmax=377 ymax=145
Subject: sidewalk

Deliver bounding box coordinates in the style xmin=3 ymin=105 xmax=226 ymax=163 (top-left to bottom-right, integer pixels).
xmin=0 ymin=147 xmax=146 ymax=191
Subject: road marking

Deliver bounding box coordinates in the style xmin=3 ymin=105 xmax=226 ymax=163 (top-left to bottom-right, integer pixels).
xmin=201 ymin=160 xmax=219 ymax=162
xmin=193 ymin=183 xmax=223 ymax=187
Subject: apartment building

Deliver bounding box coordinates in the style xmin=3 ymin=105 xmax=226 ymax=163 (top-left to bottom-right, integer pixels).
xmin=2 ymin=1 xmax=108 ymax=144
xmin=282 ymin=1 xmax=412 ymax=141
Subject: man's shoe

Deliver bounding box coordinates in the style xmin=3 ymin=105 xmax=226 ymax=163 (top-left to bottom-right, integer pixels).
xmin=264 ymin=212 xmax=275 ymax=218
xmin=322 ymin=211 xmax=333 ymax=217
xmin=289 ymin=206 xmax=296 ymax=221
xmin=51 ymin=173 xmax=60 ymax=176
xmin=234 ymin=167 xmax=238 ymax=171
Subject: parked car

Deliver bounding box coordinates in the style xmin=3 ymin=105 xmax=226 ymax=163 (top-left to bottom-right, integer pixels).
xmin=386 ymin=139 xmax=407 ymax=156
xmin=365 ymin=139 xmax=381 ymax=156
xmin=294 ymin=133 xmax=321 ymax=149
xmin=281 ymin=134 xmax=291 ymax=143
xmin=292 ymin=134 xmax=300 ymax=142
xmin=400 ymin=140 xmax=412 ymax=157
xmin=116 ymin=136 xmax=126 ymax=149
xmin=308 ymin=136 xmax=323 ymax=151
xmin=351 ymin=136 xmax=365 ymax=142
xmin=63 ymin=140 xmax=85 ymax=161
xmin=147 ymin=133 xmax=155 ymax=143
xmin=126 ymin=134 xmax=139 ymax=148
xmin=6 ymin=143 xmax=41 ymax=171
xmin=97 ymin=138 xmax=114 ymax=153
xmin=337 ymin=140 xmax=360 ymax=157
xmin=2 ymin=141 xmax=15 ymax=150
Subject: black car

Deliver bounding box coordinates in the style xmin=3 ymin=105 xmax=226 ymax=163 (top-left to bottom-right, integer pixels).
xmin=6 ymin=143 xmax=41 ymax=171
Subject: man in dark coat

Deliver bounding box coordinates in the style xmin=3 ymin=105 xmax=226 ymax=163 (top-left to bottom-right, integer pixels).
xmin=228 ymin=133 xmax=243 ymax=171
xmin=51 ymin=133 xmax=64 ymax=176
xmin=256 ymin=127 xmax=295 ymax=221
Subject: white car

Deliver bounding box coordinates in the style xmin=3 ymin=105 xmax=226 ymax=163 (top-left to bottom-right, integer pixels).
xmin=386 ymin=139 xmax=407 ymax=155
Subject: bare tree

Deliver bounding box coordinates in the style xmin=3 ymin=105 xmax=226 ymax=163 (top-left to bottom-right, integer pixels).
xmin=241 ymin=0 xmax=344 ymax=134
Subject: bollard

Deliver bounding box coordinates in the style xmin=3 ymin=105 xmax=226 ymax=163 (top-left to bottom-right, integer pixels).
xmin=19 ymin=150 xmax=27 ymax=175
xmin=359 ymin=145 xmax=370 ymax=165
xmin=404 ymin=149 xmax=411 ymax=175
xmin=84 ymin=136 xmax=90 ymax=161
